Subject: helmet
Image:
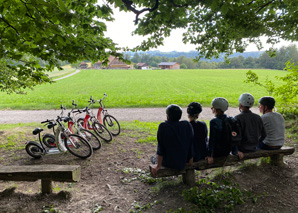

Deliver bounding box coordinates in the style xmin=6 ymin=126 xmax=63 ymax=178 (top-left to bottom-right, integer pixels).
xmin=187 ymin=102 xmax=202 ymax=115
xmin=259 ymin=96 xmax=275 ymax=109
xmin=239 ymin=93 xmax=254 ymax=108
xmin=166 ymin=104 xmax=182 ymax=121
xmin=211 ymin=98 xmax=229 ymax=112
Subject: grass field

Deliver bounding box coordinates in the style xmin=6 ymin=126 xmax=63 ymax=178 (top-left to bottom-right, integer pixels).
xmin=0 ymin=69 xmax=287 ymax=110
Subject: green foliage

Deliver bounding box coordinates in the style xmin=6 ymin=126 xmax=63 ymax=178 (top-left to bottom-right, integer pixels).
xmin=52 ymin=184 xmax=61 ymax=193
xmin=274 ymin=61 xmax=298 ymax=103
xmin=42 ymin=205 xmax=60 ymax=213
xmin=283 ymin=118 xmax=298 ymax=145
xmin=0 ymin=0 xmax=120 ymax=93
xmin=114 ymin=0 xmax=298 ymax=61
xmin=180 ymin=63 xmax=187 ymax=69
xmin=0 ymin=69 xmax=287 ymax=109
xmin=182 ymin=181 xmax=250 ymax=212
xmin=93 ymin=204 xmax=103 ymax=212
xmin=128 ymin=45 xmax=298 ymax=70
xmin=245 ymin=70 xmax=275 ymax=95
xmin=130 ymin=200 xmax=162 ymax=213
xmin=258 ymin=45 xmax=298 ymax=70
xmin=245 ymin=60 xmax=298 ymax=113
xmin=136 ymin=136 xmax=157 ymax=144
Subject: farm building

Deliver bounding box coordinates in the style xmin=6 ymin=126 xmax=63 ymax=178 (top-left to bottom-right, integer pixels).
xmin=136 ymin=63 xmax=149 ymax=70
xmin=94 ymin=56 xmax=132 ymax=69
xmin=93 ymin=61 xmax=102 ymax=69
xmin=79 ymin=61 xmax=88 ymax=69
xmin=158 ymin=62 xmax=180 ymax=69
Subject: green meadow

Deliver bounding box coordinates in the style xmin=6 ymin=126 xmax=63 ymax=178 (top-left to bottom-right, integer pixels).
xmin=0 ymin=69 xmax=286 ymax=110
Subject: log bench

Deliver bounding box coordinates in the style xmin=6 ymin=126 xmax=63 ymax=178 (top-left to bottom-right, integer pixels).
xmin=149 ymin=146 xmax=295 ymax=186
xmin=0 ymin=164 xmax=81 ymax=194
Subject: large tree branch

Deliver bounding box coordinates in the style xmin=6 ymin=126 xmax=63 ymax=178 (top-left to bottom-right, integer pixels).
xmin=122 ymin=0 xmax=190 ymax=24
xmin=20 ymin=0 xmax=36 ymax=20
xmin=0 ymin=17 xmax=20 ymax=35
xmin=122 ymin=0 xmax=159 ymax=24
xmin=256 ymin=0 xmax=275 ymax=13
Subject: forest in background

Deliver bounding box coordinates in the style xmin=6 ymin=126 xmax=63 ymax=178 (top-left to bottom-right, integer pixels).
xmin=22 ymin=44 xmax=298 ymax=71
xmin=124 ymin=45 xmax=298 ymax=70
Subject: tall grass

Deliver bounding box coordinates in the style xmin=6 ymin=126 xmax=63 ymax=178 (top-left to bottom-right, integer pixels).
xmin=0 ymin=69 xmax=286 ymax=110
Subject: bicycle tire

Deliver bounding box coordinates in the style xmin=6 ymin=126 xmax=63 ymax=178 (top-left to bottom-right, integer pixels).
xmin=64 ymin=134 xmax=93 ymax=159
xmin=25 ymin=141 xmax=43 ymax=159
xmin=103 ymin=115 xmax=121 ymax=136
xmin=77 ymin=118 xmax=85 ymax=128
xmin=42 ymin=133 xmax=56 ymax=148
xmin=79 ymin=128 xmax=102 ymax=150
xmin=78 ymin=117 xmax=93 ymax=129
xmin=92 ymin=120 xmax=113 ymax=142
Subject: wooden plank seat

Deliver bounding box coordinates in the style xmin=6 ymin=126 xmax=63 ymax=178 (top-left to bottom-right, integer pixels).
xmin=0 ymin=164 xmax=81 ymax=194
xmin=149 ymin=146 xmax=295 ymax=186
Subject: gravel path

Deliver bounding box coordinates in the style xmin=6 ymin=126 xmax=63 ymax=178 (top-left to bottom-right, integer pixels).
xmin=55 ymin=69 xmax=80 ymax=81
xmin=0 ymin=107 xmax=259 ymax=124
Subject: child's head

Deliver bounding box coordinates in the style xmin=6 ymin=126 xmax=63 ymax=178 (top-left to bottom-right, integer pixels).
xmin=166 ymin=104 xmax=182 ymax=121
xmin=211 ymin=97 xmax=229 ymax=115
xmin=258 ymin=96 xmax=275 ymax=114
xmin=187 ymin=102 xmax=202 ymax=121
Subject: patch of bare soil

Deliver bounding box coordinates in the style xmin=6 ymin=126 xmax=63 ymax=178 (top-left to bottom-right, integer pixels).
xmin=0 ymin=128 xmax=297 ymax=213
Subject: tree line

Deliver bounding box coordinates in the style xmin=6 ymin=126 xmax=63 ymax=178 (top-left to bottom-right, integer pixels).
xmin=127 ymin=45 xmax=298 ymax=70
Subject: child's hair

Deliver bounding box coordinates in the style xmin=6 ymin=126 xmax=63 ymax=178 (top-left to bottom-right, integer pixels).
xmin=166 ymin=104 xmax=182 ymax=121
xmin=187 ymin=102 xmax=202 ymax=116
xmin=188 ymin=114 xmax=199 ymax=120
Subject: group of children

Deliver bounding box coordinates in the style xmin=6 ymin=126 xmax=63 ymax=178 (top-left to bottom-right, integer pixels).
xmin=151 ymin=93 xmax=285 ymax=176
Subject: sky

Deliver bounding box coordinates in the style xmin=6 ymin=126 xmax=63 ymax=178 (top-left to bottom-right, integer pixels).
xmin=104 ymin=9 xmax=298 ymax=53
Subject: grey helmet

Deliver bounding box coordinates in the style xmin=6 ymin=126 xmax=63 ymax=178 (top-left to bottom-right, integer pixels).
xmin=239 ymin=93 xmax=254 ymax=108
xmin=211 ymin=97 xmax=229 ymax=112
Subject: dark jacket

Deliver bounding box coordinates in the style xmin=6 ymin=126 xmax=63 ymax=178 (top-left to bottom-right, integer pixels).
xmin=235 ymin=110 xmax=266 ymax=152
xmin=190 ymin=120 xmax=208 ymax=161
xmin=156 ymin=120 xmax=194 ymax=170
xmin=208 ymin=114 xmax=231 ymax=157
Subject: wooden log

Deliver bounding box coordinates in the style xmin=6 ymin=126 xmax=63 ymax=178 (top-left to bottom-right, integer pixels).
xmin=41 ymin=179 xmax=52 ymax=194
xmin=0 ymin=165 xmax=81 ymax=182
xmin=270 ymin=154 xmax=284 ymax=166
xmin=182 ymin=169 xmax=195 ymax=186
xmin=149 ymin=147 xmax=295 ymax=178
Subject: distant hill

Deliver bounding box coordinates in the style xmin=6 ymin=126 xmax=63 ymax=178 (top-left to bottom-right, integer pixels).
xmin=125 ymin=50 xmax=264 ymax=62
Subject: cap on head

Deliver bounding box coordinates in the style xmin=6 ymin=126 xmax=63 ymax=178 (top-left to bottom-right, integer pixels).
xmin=187 ymin=102 xmax=202 ymax=116
xmin=211 ymin=97 xmax=229 ymax=112
xmin=259 ymin=96 xmax=275 ymax=110
xmin=166 ymin=104 xmax=182 ymax=121
xmin=239 ymin=93 xmax=254 ymax=108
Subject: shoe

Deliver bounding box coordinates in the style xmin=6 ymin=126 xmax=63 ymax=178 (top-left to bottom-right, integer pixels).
xmin=150 ymin=155 xmax=157 ymax=164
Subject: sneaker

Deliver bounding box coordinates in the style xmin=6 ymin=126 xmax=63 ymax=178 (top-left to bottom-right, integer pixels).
xmin=150 ymin=155 xmax=157 ymax=164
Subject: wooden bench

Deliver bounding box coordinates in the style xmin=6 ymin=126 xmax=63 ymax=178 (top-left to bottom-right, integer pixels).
xmin=149 ymin=146 xmax=295 ymax=186
xmin=0 ymin=164 xmax=81 ymax=194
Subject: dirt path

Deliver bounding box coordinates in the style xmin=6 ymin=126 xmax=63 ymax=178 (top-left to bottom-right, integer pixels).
xmin=0 ymin=107 xmax=259 ymax=124
xmin=55 ymin=69 xmax=80 ymax=81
